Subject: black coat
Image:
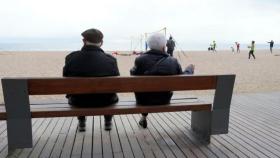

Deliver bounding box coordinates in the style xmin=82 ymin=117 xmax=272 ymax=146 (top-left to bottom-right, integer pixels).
xmin=130 ymin=50 xmax=182 ymax=105
xmin=63 ymin=45 xmax=119 ymax=106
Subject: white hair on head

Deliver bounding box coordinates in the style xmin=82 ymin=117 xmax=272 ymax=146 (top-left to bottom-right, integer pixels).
xmin=147 ymin=33 xmax=167 ymax=51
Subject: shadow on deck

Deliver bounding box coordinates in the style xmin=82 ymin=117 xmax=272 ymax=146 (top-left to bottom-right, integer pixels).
xmin=0 ymin=92 xmax=280 ymax=158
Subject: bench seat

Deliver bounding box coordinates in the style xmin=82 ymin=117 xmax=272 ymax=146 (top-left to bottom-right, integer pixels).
xmin=1 ymin=75 xmax=235 ymax=150
xmin=0 ymin=99 xmax=211 ymax=120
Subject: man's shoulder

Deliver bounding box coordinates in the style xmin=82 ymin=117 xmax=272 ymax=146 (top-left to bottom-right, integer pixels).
xmin=135 ymin=52 xmax=151 ymax=60
xmin=65 ymin=50 xmax=80 ymax=60
xmin=104 ymin=52 xmax=117 ymax=61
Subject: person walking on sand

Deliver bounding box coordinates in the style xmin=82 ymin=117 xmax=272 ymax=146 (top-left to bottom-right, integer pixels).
xmin=166 ymin=36 xmax=175 ymax=56
xmin=248 ymin=41 xmax=256 ymax=59
xmin=230 ymin=46 xmax=235 ymax=53
xmin=235 ymin=42 xmax=240 ymax=53
xmin=267 ymin=40 xmax=274 ymax=53
xmin=212 ymin=41 xmax=217 ymax=52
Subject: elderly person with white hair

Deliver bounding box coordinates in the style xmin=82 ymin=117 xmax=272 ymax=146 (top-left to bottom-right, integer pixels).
xmin=130 ymin=33 xmax=194 ymax=128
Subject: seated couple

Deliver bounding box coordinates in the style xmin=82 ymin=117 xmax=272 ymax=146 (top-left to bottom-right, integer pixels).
xmin=63 ymin=28 xmax=195 ymax=131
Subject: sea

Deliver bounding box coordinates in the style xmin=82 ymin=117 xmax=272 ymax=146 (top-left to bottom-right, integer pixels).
xmin=0 ymin=39 xmax=278 ymax=52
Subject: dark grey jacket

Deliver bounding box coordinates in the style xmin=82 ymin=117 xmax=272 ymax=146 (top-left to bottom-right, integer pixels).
xmin=166 ymin=39 xmax=175 ymax=51
xmin=63 ymin=45 xmax=119 ymax=106
xmin=130 ymin=50 xmax=182 ymax=105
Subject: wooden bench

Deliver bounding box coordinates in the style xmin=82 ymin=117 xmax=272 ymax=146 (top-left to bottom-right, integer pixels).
xmin=0 ymin=75 xmax=235 ymax=150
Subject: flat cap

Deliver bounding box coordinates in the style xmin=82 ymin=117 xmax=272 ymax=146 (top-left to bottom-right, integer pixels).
xmin=81 ymin=28 xmax=103 ymax=43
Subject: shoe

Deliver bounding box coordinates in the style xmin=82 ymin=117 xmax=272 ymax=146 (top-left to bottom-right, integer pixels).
xmin=105 ymin=122 xmax=112 ymax=131
xmin=78 ymin=120 xmax=86 ymax=132
xmin=139 ymin=118 xmax=147 ymax=128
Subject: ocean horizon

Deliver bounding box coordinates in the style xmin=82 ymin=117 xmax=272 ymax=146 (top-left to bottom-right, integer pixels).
xmin=0 ymin=39 xmax=278 ymax=52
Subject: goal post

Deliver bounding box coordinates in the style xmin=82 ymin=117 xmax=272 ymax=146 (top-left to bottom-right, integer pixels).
xmin=130 ymin=27 xmax=167 ymax=52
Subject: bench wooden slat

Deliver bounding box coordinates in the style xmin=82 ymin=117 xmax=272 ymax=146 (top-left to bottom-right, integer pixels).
xmin=31 ymin=102 xmax=211 ymax=118
xmin=26 ymin=75 xmax=218 ymax=95
xmin=0 ymin=100 xmax=211 ymax=120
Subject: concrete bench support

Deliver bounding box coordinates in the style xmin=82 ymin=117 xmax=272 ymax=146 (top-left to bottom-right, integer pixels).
xmin=2 ymin=79 xmax=33 ymax=149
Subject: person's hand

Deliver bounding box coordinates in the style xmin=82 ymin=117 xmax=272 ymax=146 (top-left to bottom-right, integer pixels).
xmin=184 ymin=64 xmax=195 ymax=74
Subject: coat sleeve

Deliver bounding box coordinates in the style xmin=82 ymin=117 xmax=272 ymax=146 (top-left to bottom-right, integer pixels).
xmin=174 ymin=59 xmax=183 ymax=74
xmin=130 ymin=57 xmax=142 ymax=75
xmin=113 ymin=58 xmax=120 ymax=76
xmin=63 ymin=55 xmax=71 ymax=77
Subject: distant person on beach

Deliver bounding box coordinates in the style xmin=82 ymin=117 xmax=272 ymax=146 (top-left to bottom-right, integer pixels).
xmin=166 ymin=36 xmax=176 ymax=56
xmin=145 ymin=41 xmax=148 ymax=51
xmin=230 ymin=46 xmax=235 ymax=53
xmin=267 ymin=40 xmax=274 ymax=53
xmin=208 ymin=45 xmax=213 ymax=51
xmin=248 ymin=41 xmax=256 ymax=59
xmin=208 ymin=41 xmax=216 ymax=52
xmin=212 ymin=41 xmax=217 ymax=52
xmin=235 ymin=42 xmax=240 ymax=53
xmin=63 ymin=28 xmax=119 ymax=131
xmin=130 ymin=33 xmax=194 ymax=128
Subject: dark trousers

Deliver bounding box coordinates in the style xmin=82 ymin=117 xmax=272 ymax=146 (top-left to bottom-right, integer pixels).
xmin=78 ymin=115 xmax=113 ymax=123
xmin=249 ymin=50 xmax=255 ymax=59
xmin=167 ymin=49 xmax=174 ymax=56
xmin=142 ymin=113 xmax=148 ymax=117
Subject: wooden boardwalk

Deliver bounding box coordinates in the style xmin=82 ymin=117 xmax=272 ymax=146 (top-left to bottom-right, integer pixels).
xmin=0 ymin=92 xmax=280 ymax=158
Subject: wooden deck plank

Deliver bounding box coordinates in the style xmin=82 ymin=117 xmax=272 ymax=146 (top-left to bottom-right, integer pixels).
xmin=181 ymin=111 xmax=270 ymax=158
xmin=230 ymin=106 xmax=280 ymax=145
xmin=50 ymin=117 xmax=73 ymax=157
xmin=173 ymin=112 xmax=225 ymax=158
xmin=29 ymin=118 xmax=60 ymax=158
xmin=231 ymin=106 xmax=280 ymax=141
xmin=156 ymin=113 xmax=208 ymax=158
xmin=114 ymin=115 xmax=135 ymax=158
xmin=234 ymin=95 xmax=280 ymax=127
xmin=39 ymin=117 xmax=66 ymax=157
xmin=0 ymin=119 xmax=40 ymax=158
xmin=109 ymin=117 xmax=124 ymax=158
xmin=232 ymin=99 xmax=280 ymax=138
xmin=211 ymin=136 xmax=249 ymax=158
xmin=81 ymin=116 xmax=93 ymax=158
xmin=147 ymin=114 xmax=186 ymax=158
xmin=71 ymin=120 xmax=85 ymax=158
xmin=151 ymin=113 xmax=197 ymax=158
xmin=131 ymin=114 xmax=167 ymax=158
xmin=120 ymin=115 xmax=145 ymax=158
xmin=133 ymin=114 xmax=177 ymax=158
xmin=60 ymin=117 xmax=78 ymax=158
xmin=92 ymin=116 xmax=102 ymax=158
xmin=17 ymin=118 xmax=52 ymax=158
xmin=0 ymin=92 xmax=280 ymax=158
xmin=229 ymin=113 xmax=280 ymax=155
xmin=100 ymin=116 xmax=114 ymax=158
xmin=125 ymin=115 xmax=155 ymax=158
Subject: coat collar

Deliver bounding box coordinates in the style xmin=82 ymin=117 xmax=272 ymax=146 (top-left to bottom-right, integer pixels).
xmin=81 ymin=45 xmax=104 ymax=52
xmin=145 ymin=49 xmax=169 ymax=57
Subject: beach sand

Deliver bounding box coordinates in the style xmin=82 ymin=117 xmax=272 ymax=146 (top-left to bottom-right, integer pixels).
xmin=0 ymin=49 xmax=280 ymax=103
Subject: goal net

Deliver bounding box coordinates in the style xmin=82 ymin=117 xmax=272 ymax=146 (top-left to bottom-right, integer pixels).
xmin=130 ymin=27 xmax=167 ymax=51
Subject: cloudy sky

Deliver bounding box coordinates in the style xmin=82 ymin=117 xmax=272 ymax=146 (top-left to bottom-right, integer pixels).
xmin=0 ymin=0 xmax=279 ymax=50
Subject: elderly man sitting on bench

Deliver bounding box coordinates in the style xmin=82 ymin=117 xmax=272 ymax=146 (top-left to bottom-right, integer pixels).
xmin=130 ymin=33 xmax=195 ymax=128
xmin=63 ymin=28 xmax=120 ymax=131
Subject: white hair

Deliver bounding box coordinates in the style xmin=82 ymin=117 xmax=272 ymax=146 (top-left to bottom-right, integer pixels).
xmin=147 ymin=33 xmax=167 ymax=51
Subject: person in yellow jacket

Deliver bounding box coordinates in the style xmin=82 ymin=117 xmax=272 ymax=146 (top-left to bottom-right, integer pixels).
xmin=248 ymin=41 xmax=256 ymax=59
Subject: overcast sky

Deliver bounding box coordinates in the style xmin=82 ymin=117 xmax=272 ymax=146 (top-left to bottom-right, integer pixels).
xmin=0 ymin=0 xmax=279 ymax=50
